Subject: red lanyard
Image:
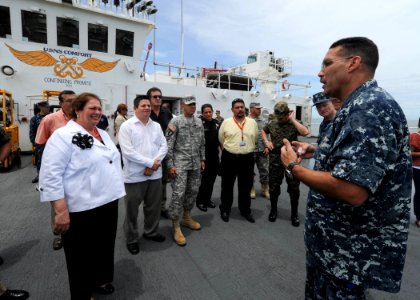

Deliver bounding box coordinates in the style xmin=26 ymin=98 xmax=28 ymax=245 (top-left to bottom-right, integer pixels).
xmin=233 ymin=117 xmax=246 ymax=141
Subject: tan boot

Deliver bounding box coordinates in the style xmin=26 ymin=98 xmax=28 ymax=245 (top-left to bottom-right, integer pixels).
xmin=250 ymin=186 xmax=256 ymax=199
xmin=172 ymin=220 xmax=186 ymax=246
xmin=261 ymin=184 xmax=270 ymax=199
xmin=181 ymin=209 xmax=201 ymax=230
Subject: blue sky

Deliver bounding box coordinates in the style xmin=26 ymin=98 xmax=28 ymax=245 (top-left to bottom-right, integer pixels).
xmin=142 ymin=0 xmax=420 ymax=120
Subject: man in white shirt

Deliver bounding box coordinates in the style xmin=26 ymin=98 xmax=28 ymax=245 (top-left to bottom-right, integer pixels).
xmin=118 ymin=96 xmax=168 ymax=255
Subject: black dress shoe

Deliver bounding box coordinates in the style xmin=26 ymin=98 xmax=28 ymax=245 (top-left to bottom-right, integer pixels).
xmin=126 ymin=243 xmax=140 ymax=255
xmin=197 ymin=203 xmax=207 ymax=212
xmin=220 ymin=211 xmax=229 ymax=222
xmin=52 ymin=237 xmax=63 ymax=250
xmin=268 ymin=209 xmax=277 ymax=222
xmin=206 ymin=201 xmax=216 ymax=208
xmin=143 ymin=232 xmax=166 ymax=242
xmin=241 ymin=213 xmax=255 ymax=223
xmin=291 ymin=215 xmax=300 ymax=227
xmin=0 ymin=289 xmax=29 ymax=299
xmin=93 ymin=283 xmax=115 ymax=295
xmin=31 ymin=175 xmax=39 ymax=183
xmin=160 ymin=210 xmax=170 ymax=219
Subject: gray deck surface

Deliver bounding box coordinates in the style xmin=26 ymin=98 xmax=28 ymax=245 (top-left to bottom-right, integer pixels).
xmin=1 ymin=155 xmax=419 ymax=299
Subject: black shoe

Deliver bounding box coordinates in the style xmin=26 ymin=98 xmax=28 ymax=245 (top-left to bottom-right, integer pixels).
xmin=206 ymin=201 xmax=216 ymax=208
xmin=160 ymin=210 xmax=170 ymax=219
xmin=220 ymin=211 xmax=229 ymax=222
xmin=268 ymin=210 xmax=277 ymax=222
xmin=31 ymin=175 xmax=39 ymax=183
xmin=0 ymin=289 xmax=29 ymax=299
xmin=126 ymin=243 xmax=140 ymax=255
xmin=52 ymin=237 xmax=63 ymax=250
xmin=0 ymin=255 xmax=3 ymax=266
xmin=197 ymin=203 xmax=208 ymax=212
xmin=241 ymin=213 xmax=255 ymax=223
xmin=93 ymin=283 xmax=115 ymax=295
xmin=291 ymin=215 xmax=300 ymax=227
xmin=142 ymin=232 xmax=166 ymax=242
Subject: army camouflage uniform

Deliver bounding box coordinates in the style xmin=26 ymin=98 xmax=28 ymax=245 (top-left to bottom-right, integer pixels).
xmin=166 ymin=115 xmax=205 ymax=220
xmin=305 ymin=80 xmax=412 ymax=298
xmin=252 ymin=116 xmax=269 ymax=185
xmin=263 ymin=118 xmax=300 ymax=217
xmin=29 ymin=113 xmax=47 ymax=172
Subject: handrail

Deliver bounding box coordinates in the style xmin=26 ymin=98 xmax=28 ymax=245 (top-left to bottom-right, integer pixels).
xmin=70 ymin=0 xmax=153 ymax=21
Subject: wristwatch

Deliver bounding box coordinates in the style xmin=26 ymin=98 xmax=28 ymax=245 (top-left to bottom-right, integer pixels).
xmin=285 ymin=162 xmax=299 ymax=180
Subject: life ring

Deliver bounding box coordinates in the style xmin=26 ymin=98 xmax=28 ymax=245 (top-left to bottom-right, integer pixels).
xmin=281 ymin=80 xmax=289 ymax=90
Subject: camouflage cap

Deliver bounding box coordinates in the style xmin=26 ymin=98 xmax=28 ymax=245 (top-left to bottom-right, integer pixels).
xmin=249 ymin=102 xmax=262 ymax=109
xmin=274 ymin=101 xmax=289 ymax=115
xmin=183 ymin=96 xmax=196 ymax=105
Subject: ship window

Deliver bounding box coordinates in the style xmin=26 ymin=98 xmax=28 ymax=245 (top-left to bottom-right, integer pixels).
xmin=115 ymin=29 xmax=134 ymax=57
xmin=247 ymin=55 xmax=257 ymax=64
xmin=57 ymin=17 xmax=79 ymax=48
xmin=21 ymin=10 xmax=47 ymax=44
xmin=0 ymin=6 xmax=11 ymax=38
xmin=88 ymin=23 xmax=108 ymax=53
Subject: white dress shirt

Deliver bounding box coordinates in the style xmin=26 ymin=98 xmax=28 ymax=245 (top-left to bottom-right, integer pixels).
xmin=39 ymin=120 xmax=126 ymax=212
xmin=118 ymin=116 xmax=168 ymax=183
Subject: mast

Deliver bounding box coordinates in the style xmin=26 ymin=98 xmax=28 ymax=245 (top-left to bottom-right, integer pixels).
xmin=180 ymin=0 xmax=184 ymax=77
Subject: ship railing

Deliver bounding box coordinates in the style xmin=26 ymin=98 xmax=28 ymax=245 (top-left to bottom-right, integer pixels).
xmin=268 ymin=57 xmax=293 ymax=77
xmin=70 ymin=0 xmax=153 ymax=20
xmin=149 ymin=60 xmax=309 ymax=95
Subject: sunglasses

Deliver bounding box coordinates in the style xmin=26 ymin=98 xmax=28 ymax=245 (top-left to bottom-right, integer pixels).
xmin=152 ymin=95 xmax=162 ymax=99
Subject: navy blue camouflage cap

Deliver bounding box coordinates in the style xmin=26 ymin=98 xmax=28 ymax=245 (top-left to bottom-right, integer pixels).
xmin=37 ymin=101 xmax=50 ymax=108
xmin=312 ymin=92 xmax=330 ymax=106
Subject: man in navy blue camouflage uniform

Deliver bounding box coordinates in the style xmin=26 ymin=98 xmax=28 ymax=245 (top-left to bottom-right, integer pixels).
xmin=280 ymin=37 xmax=412 ymax=299
xmin=29 ymin=101 xmax=50 ymax=183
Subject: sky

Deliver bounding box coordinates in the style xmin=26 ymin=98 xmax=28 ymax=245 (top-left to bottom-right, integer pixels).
xmin=143 ymin=0 xmax=420 ymax=120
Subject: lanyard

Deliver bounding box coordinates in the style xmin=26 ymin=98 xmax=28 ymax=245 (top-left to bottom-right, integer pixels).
xmin=233 ymin=117 xmax=246 ymax=141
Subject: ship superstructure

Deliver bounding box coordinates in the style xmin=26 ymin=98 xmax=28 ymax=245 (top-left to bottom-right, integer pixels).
xmin=0 ymin=0 xmax=312 ymax=151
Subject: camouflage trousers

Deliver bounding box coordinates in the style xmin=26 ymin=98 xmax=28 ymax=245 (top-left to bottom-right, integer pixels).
xmin=269 ymin=154 xmax=300 ymax=215
xmin=305 ymin=252 xmax=366 ymax=300
xmin=168 ymin=168 xmax=201 ymax=220
xmin=253 ymin=151 xmax=269 ymax=184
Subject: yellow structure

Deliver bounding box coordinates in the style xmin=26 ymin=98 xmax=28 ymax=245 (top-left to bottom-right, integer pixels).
xmin=0 ymin=89 xmax=21 ymax=170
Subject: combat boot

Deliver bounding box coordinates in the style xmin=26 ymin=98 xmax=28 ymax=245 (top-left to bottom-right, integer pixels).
xmin=261 ymin=183 xmax=270 ymax=199
xmin=181 ymin=209 xmax=201 ymax=230
xmin=250 ymin=186 xmax=256 ymax=199
xmin=172 ymin=220 xmax=186 ymax=246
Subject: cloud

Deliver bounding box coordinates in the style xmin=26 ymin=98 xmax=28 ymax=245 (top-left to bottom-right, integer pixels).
xmin=153 ymin=0 xmax=420 ymax=118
